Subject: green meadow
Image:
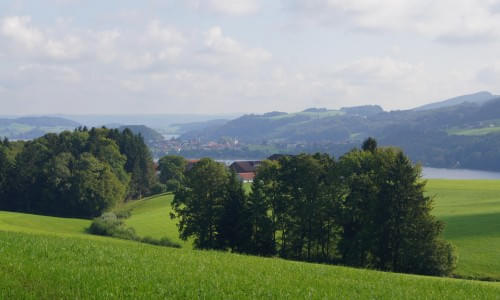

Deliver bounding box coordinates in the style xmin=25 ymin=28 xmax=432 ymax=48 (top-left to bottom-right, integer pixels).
xmin=449 ymin=126 xmax=500 ymax=136
xmin=0 ymin=179 xmax=500 ymax=298
xmin=1 ymin=231 xmax=499 ymax=299
xmin=427 ymin=180 xmax=500 ymax=281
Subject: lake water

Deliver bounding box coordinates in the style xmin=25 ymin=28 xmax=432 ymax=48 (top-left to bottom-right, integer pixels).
xmin=162 ymin=134 xmax=180 ymax=140
xmin=216 ymin=159 xmax=500 ymax=180
xmin=422 ymin=167 xmax=500 ymax=180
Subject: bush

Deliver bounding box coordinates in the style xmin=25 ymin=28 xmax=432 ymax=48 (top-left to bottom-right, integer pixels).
xmin=87 ymin=212 xmax=137 ymax=240
xmin=150 ymin=183 xmax=168 ymax=195
xmin=87 ymin=212 xmax=181 ymax=249
xmin=114 ymin=208 xmax=132 ymax=219
xmin=165 ymin=179 xmax=181 ymax=192
xmin=141 ymin=236 xmax=181 ymax=248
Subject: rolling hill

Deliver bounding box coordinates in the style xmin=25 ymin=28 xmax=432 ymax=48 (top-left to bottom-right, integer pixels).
xmin=0 ymin=116 xmax=80 ymax=140
xmin=413 ymin=91 xmax=498 ymax=111
xmin=1 ymin=179 xmax=500 ymax=297
xmin=180 ymin=92 xmax=500 ymax=171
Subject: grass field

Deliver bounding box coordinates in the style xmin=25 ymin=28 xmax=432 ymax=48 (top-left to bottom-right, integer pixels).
xmin=121 ymin=180 xmax=500 ymax=281
xmin=120 ymin=193 xmax=189 ymax=247
xmin=1 ymin=231 xmax=499 ymax=299
xmin=1 ymin=179 xmax=500 ymax=298
xmin=448 ymin=126 xmax=500 ymax=136
xmin=427 ymin=180 xmax=500 ymax=280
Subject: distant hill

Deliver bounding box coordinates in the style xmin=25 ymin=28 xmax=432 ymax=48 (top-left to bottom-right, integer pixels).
xmin=0 ymin=116 xmax=80 ymax=140
xmin=181 ymin=109 xmax=347 ymax=143
xmin=341 ymin=105 xmax=384 ymax=116
xmin=413 ymin=91 xmax=498 ymax=111
xmin=56 ymin=114 xmax=241 ymax=132
xmin=179 ymin=93 xmax=500 ymax=171
xmin=170 ymin=119 xmax=229 ymax=135
xmin=118 ymin=125 xmax=165 ymax=143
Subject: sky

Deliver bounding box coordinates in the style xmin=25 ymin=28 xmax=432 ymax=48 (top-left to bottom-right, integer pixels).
xmin=1 ymin=0 xmax=500 ymax=115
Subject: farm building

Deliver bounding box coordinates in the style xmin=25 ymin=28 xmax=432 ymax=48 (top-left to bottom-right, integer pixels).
xmin=230 ymin=161 xmax=262 ymax=183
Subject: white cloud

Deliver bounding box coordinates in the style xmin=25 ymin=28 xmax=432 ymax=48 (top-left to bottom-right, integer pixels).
xmin=201 ymin=26 xmax=271 ymax=67
xmin=17 ymin=64 xmax=81 ymax=83
xmin=334 ymin=57 xmax=419 ymax=85
xmin=287 ymin=0 xmax=500 ymax=42
xmin=146 ymin=20 xmax=186 ymax=45
xmin=1 ymin=16 xmax=43 ymax=49
xmin=187 ymin=0 xmax=260 ymax=15
xmin=1 ymin=16 xmax=84 ymax=60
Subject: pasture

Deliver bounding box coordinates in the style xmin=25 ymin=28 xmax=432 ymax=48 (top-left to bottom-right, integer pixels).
xmin=427 ymin=180 xmax=500 ymax=280
xmin=0 ymin=179 xmax=500 ymax=298
xmin=0 ymin=231 xmax=499 ymax=299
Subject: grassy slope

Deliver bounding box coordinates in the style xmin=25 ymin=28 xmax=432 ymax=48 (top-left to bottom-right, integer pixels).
xmin=1 ymin=180 xmax=500 ymax=297
xmin=120 ymin=193 xmax=189 ymax=247
xmin=121 ymin=180 xmax=500 ymax=280
xmin=428 ymin=180 xmax=500 ymax=280
xmin=1 ymin=230 xmax=499 ymax=299
xmin=0 ymin=211 xmax=91 ymax=238
xmin=449 ymin=126 xmax=500 ymax=136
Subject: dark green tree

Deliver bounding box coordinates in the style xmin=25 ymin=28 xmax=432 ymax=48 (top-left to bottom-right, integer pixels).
xmin=246 ymin=177 xmax=276 ymax=256
xmin=218 ymin=171 xmax=251 ymax=252
xmin=336 ymin=138 xmax=456 ymax=275
xmin=362 ymin=137 xmax=378 ymax=153
xmin=171 ymin=158 xmax=228 ymax=249
xmin=2 ymin=129 xmax=131 ymax=217
xmin=158 ymin=155 xmax=187 ymax=191
xmin=70 ymin=153 xmax=126 ymax=217
xmin=371 ymin=149 xmax=456 ymax=275
xmin=0 ymin=143 xmax=10 ymax=209
xmin=108 ymin=128 xmax=156 ymax=199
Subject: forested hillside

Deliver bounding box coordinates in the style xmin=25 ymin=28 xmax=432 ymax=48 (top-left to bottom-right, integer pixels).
xmin=0 ymin=116 xmax=80 ymax=140
xmin=180 ymin=93 xmax=500 ymax=171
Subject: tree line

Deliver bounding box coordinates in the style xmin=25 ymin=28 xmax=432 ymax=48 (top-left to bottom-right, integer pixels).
xmin=0 ymin=127 xmax=157 ymax=218
xmin=170 ymin=139 xmax=456 ymax=276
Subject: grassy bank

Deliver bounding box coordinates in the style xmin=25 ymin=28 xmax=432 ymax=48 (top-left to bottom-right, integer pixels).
xmin=0 ymin=231 xmax=498 ymax=299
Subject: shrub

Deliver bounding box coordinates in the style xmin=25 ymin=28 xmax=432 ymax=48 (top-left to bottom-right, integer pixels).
xmin=141 ymin=236 xmax=181 ymax=248
xmin=87 ymin=212 xmax=137 ymax=240
xmin=114 ymin=208 xmax=132 ymax=219
xmin=150 ymin=183 xmax=168 ymax=195
xmin=87 ymin=212 xmax=181 ymax=249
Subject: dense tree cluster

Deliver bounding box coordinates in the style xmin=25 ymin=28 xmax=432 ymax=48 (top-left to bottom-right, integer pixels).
xmin=0 ymin=128 xmax=156 ymax=218
xmin=158 ymin=155 xmax=186 ymax=192
xmin=171 ymin=139 xmax=456 ymax=276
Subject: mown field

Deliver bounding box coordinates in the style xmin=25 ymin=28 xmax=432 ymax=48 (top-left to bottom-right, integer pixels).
xmin=0 ymin=179 xmax=499 ymax=298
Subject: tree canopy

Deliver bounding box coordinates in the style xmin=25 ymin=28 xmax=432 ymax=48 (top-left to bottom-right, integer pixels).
xmin=170 ymin=139 xmax=456 ymax=276
xmin=0 ymin=127 xmax=156 ymax=218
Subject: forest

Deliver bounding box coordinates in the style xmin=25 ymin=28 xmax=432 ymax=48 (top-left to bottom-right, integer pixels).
xmin=0 ymin=127 xmax=157 ymax=218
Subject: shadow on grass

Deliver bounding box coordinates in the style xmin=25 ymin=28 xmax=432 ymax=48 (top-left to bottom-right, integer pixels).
xmin=440 ymin=212 xmax=500 ymax=240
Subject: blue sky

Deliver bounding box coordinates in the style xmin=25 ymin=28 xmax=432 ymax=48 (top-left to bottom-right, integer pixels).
xmin=1 ymin=0 xmax=500 ymax=114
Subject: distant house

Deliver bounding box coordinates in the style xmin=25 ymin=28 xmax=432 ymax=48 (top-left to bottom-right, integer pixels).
xmin=230 ymin=161 xmax=262 ymax=183
xmin=237 ymin=172 xmax=256 ymax=183
xmin=230 ymin=161 xmax=262 ymax=173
